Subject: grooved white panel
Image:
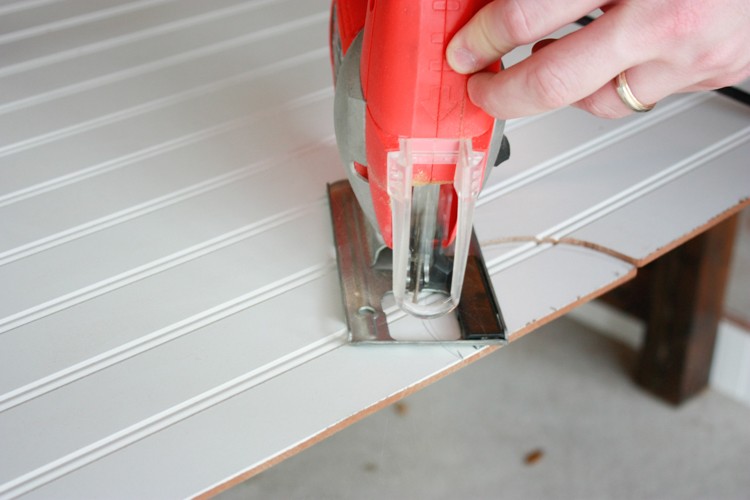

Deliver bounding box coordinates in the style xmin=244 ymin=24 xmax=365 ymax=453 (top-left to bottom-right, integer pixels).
xmin=1 ymin=2 xmax=748 ymax=498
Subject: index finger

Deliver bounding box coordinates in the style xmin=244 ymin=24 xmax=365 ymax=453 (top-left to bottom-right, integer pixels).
xmin=446 ymin=0 xmax=604 ymax=74
xmin=467 ymin=6 xmax=653 ymax=119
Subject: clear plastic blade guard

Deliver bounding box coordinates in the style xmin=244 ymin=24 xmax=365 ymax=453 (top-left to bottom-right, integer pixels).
xmin=388 ymin=138 xmax=485 ymax=318
xmin=327 ymin=178 xmax=505 ymax=344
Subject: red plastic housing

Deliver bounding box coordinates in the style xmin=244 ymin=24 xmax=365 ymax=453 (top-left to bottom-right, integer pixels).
xmin=334 ymin=0 xmax=496 ymax=247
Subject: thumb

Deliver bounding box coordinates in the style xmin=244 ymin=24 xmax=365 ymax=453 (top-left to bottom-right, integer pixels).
xmin=447 ymin=2 xmax=511 ymax=74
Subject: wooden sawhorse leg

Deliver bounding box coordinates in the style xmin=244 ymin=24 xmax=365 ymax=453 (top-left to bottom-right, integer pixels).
xmin=603 ymin=214 xmax=739 ymax=405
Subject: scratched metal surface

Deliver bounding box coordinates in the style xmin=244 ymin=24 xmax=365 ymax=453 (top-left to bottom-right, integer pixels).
xmin=1 ymin=1 xmax=748 ymax=498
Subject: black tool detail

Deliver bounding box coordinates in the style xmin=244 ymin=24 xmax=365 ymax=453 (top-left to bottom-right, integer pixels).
xmin=494 ymin=135 xmax=511 ymax=167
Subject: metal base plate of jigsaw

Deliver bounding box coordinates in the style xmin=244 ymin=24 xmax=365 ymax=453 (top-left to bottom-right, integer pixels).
xmin=328 ymin=180 xmax=507 ymax=344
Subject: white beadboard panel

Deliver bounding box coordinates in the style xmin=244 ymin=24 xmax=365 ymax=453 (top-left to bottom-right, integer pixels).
xmin=0 ymin=0 xmax=295 ymax=72
xmin=0 ymin=268 xmax=346 ymax=483
xmin=0 ymin=0 xmax=160 ymax=40
xmin=0 ymin=204 xmax=333 ymax=397
xmin=568 ymin=136 xmax=750 ymax=264
xmin=0 ymin=140 xmax=339 ymax=330
xmin=12 ymin=343 xmax=458 ymax=499
xmin=2 ymin=1 xmax=749 ymax=497
xmin=0 ymin=1 xmax=60 ymax=13
xmin=3 ymin=245 xmax=633 ymax=500
xmin=487 ymin=244 xmax=634 ymax=338
xmin=0 ymin=0 xmax=328 ymax=112
xmin=487 ymin=93 xmax=709 ymax=192
xmin=0 ymin=19 xmax=328 ymax=155
xmin=474 ymin=95 xmax=750 ymax=245
xmin=0 ymin=82 xmax=333 ymax=254
xmin=0 ymin=62 xmax=332 ymax=199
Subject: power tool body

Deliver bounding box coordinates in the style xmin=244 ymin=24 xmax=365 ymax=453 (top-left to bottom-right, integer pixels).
xmin=328 ymin=0 xmax=509 ymax=343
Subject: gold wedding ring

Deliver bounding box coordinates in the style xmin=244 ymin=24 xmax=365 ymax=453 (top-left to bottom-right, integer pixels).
xmin=615 ymin=71 xmax=655 ymax=112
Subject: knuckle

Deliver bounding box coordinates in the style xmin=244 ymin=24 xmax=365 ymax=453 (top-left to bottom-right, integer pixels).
xmin=527 ymin=61 xmax=573 ymax=110
xmin=691 ymin=37 xmax=748 ymax=77
xmin=579 ymin=95 xmax=626 ymax=120
xmin=693 ymin=45 xmax=733 ymax=74
xmin=656 ymin=5 xmax=704 ymax=42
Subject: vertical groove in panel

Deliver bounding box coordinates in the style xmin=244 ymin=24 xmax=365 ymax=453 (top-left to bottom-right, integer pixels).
xmin=482 ymin=133 xmax=750 ymax=271
xmin=538 ymin=128 xmax=750 ymax=242
xmin=0 ymin=137 xmax=334 ymax=266
xmin=2 ymin=2 xmax=748 ymax=498
xmin=0 ymin=330 xmax=347 ymax=499
xmin=0 ymin=0 xmax=61 ymax=17
xmin=0 ymin=8 xmax=328 ymax=114
xmin=0 ymin=0 xmax=175 ymax=44
xmin=0 ymin=199 xmax=328 ymax=333
xmin=0 ymin=89 xmax=331 ymax=207
xmin=479 ymin=93 xmax=710 ymax=205
xmin=0 ymin=47 xmax=328 ymax=157
xmin=0 ymin=261 xmax=338 ymax=414
xmin=0 ymin=0 xmax=287 ymax=77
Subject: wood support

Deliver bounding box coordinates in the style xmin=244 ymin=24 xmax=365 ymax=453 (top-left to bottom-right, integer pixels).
xmin=603 ymin=214 xmax=739 ymax=405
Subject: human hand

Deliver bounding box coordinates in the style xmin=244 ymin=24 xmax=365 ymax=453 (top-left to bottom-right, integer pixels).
xmin=446 ymin=0 xmax=750 ymax=119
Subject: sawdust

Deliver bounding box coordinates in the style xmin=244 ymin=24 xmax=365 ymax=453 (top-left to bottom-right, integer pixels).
xmin=524 ymin=448 xmax=544 ymax=466
xmin=393 ymin=401 xmax=409 ymax=416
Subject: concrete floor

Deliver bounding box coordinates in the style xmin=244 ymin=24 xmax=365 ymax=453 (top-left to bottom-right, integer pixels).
xmin=220 ymin=315 xmax=750 ymax=500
